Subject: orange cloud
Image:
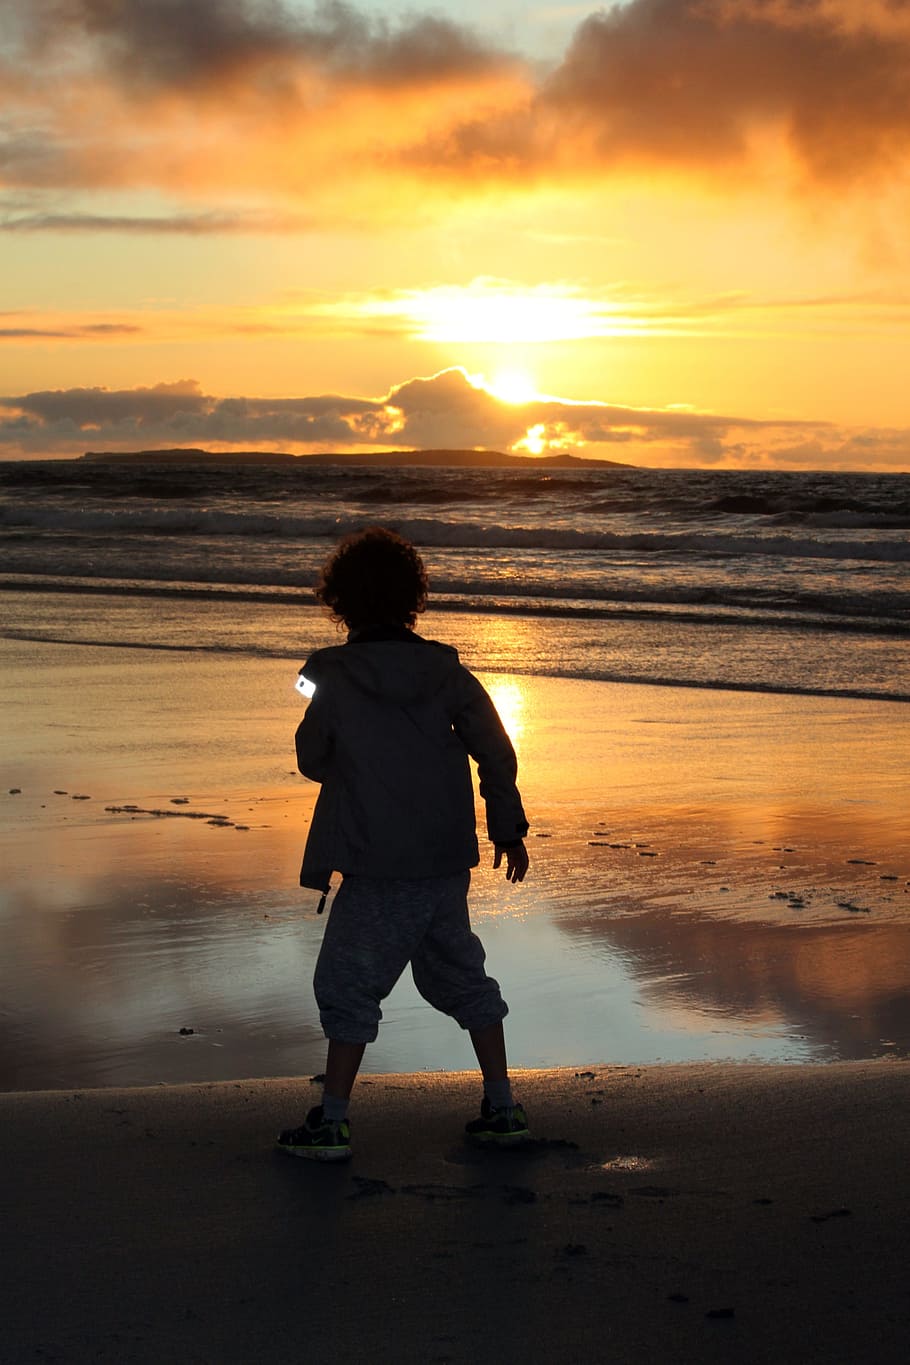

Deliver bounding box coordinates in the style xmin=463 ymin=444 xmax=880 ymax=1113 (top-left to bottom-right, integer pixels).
xmin=541 ymin=0 xmax=910 ymax=185
xmin=0 ymin=317 xmax=141 ymax=340
xmin=4 ymin=0 xmax=910 ymax=225
xmin=1 ymin=0 xmax=525 ymax=214
xmin=0 ymin=209 xmax=311 ymax=234
xmin=416 ymin=0 xmax=910 ymax=190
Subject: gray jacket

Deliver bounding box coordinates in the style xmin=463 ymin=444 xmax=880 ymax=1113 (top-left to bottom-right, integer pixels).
xmin=296 ymin=628 xmax=528 ymax=890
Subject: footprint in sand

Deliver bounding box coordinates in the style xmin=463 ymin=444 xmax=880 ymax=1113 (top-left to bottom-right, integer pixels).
xmin=631 ymin=1185 xmax=680 ymax=1199
xmin=810 ymin=1207 xmax=852 ymax=1223
xmin=401 ymin=1183 xmax=486 ymax=1202
xmin=501 ymin=1185 xmax=537 ymax=1205
xmin=346 ymin=1177 xmax=396 ymax=1200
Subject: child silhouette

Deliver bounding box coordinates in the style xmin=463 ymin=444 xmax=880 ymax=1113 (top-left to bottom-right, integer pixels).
xmin=278 ymin=526 xmax=530 ymax=1160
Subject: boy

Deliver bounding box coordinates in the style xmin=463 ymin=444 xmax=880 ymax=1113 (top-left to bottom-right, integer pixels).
xmin=277 ymin=526 xmax=530 ymax=1161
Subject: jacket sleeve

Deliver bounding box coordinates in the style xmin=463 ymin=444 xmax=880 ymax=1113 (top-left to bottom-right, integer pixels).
xmin=295 ymin=677 xmax=334 ymax=782
xmin=451 ymin=671 xmax=529 ymax=845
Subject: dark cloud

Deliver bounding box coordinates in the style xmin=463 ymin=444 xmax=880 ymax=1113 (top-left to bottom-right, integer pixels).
xmin=409 ymin=0 xmax=910 ymax=188
xmin=0 ymin=377 xmax=403 ymax=454
xmin=541 ymin=0 xmax=910 ymax=182
xmin=1 ymin=1 xmax=517 ymax=203
xmin=4 ymin=0 xmax=910 ymax=208
xmin=0 ymin=127 xmax=63 ymax=179
xmin=382 ymin=369 xmax=761 ymax=451
xmin=9 ymin=381 xmax=208 ymax=424
xmin=0 ymin=209 xmax=309 ymax=233
xmin=6 ymin=366 xmax=891 ymax=470
xmin=0 ymin=321 xmax=142 ymax=338
xmin=10 ymin=0 xmax=502 ymax=95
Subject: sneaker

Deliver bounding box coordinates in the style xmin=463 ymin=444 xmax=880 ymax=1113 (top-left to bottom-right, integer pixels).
xmin=465 ymin=1096 xmax=531 ymax=1145
xmin=276 ymin=1105 xmax=352 ymax=1162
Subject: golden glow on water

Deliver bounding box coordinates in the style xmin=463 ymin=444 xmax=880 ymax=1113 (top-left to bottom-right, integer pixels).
xmin=2 ymin=642 xmax=909 ymax=1085
xmin=486 ymin=678 xmax=527 ymax=743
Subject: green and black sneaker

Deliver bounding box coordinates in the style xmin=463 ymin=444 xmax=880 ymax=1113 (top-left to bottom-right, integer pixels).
xmin=465 ymin=1096 xmax=531 ymax=1146
xmin=276 ymin=1105 xmax=352 ymax=1162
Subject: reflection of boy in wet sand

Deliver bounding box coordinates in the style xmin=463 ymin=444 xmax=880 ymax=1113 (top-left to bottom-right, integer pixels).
xmin=278 ymin=527 xmax=530 ymax=1161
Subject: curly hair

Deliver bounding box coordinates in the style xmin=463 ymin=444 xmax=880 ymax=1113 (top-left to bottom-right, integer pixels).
xmin=315 ymin=526 xmax=429 ymax=630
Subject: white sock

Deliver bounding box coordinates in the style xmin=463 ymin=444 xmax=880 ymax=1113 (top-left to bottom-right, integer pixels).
xmin=322 ymin=1093 xmax=349 ymax=1122
xmin=484 ymin=1078 xmax=514 ymax=1110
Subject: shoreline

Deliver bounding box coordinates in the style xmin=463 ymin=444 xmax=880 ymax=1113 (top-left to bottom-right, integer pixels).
xmin=3 ymin=1061 xmax=909 ymax=1363
xmin=6 ymin=619 xmax=910 ymax=704
xmin=4 ymin=585 xmax=910 ymax=706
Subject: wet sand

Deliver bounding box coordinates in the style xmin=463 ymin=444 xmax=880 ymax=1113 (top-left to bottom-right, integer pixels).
xmin=2 ymin=636 xmax=910 ymax=1086
xmin=3 ymin=637 xmax=909 ymax=1358
xmin=2 ymin=1062 xmax=909 ymax=1364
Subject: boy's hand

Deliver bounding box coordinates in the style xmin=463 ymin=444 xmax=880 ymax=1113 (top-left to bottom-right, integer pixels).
xmin=493 ymin=841 xmax=529 ymax=883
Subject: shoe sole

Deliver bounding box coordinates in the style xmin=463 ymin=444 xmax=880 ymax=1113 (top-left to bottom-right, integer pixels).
xmin=276 ymin=1142 xmax=352 ymax=1162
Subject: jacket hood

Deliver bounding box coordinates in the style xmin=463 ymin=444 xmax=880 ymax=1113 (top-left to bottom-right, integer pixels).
xmin=299 ymin=634 xmax=460 ymax=706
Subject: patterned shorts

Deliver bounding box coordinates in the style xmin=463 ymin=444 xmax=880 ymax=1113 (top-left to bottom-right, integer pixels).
xmin=313 ymin=870 xmax=508 ymax=1043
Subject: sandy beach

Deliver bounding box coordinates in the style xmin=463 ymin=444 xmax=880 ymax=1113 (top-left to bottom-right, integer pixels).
xmin=3 ymin=629 xmax=910 ymax=1357
xmin=2 ymin=586 xmax=910 ymax=1363
xmin=2 ymin=1061 xmax=909 ymax=1363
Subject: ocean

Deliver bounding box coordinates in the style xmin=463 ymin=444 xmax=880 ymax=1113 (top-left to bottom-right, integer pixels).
xmin=1 ymin=457 xmax=909 ymax=700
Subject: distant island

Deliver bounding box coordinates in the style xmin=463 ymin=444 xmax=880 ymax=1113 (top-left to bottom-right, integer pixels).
xmin=81 ymin=447 xmax=632 ymax=469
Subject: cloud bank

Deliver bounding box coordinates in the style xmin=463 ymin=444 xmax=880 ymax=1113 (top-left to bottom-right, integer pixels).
xmin=541 ymin=0 xmax=910 ymax=184
xmin=4 ymin=0 xmax=910 ymax=225
xmin=2 ymin=366 xmax=907 ymax=470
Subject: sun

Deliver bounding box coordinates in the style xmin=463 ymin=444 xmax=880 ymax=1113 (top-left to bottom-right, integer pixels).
xmin=390 ymin=280 xmax=609 ymax=343
xmin=485 ymin=368 xmax=539 ymax=405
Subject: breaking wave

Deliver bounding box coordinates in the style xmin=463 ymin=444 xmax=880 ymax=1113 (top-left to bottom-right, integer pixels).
xmin=2 ymin=504 xmax=908 ymax=564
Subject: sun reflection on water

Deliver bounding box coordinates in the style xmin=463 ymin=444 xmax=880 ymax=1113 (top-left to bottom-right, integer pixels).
xmin=486 ymin=678 xmax=527 ymax=743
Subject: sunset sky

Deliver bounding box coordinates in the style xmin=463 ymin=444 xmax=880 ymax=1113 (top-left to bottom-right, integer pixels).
xmin=3 ymin=0 xmax=910 ymax=469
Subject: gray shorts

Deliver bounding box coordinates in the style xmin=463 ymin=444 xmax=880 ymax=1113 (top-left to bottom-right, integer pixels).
xmin=313 ymin=871 xmax=508 ymax=1043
